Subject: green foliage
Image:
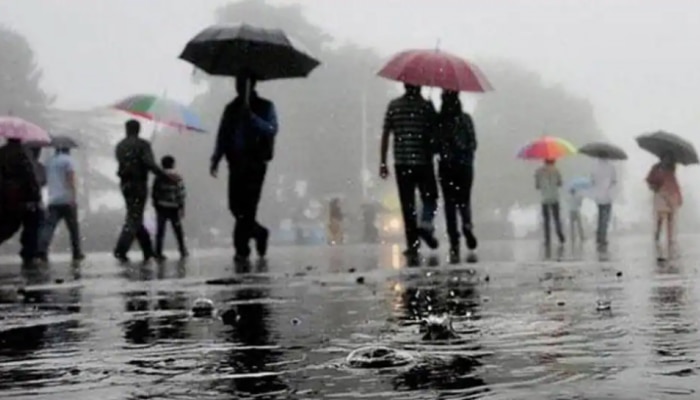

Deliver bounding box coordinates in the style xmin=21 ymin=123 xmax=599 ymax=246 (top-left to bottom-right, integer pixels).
xmin=0 ymin=25 xmax=53 ymax=125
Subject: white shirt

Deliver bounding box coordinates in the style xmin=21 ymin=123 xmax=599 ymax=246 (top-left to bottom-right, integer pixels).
xmin=590 ymin=159 xmax=617 ymax=205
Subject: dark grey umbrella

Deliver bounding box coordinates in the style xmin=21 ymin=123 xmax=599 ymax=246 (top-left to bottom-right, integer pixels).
xmin=636 ymin=130 xmax=698 ymax=165
xmin=179 ymin=24 xmax=321 ymax=80
xmin=25 ymin=135 xmax=79 ymax=149
xmin=578 ymin=142 xmax=628 ymax=160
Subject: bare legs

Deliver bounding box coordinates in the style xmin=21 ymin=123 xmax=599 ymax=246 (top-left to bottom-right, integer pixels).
xmin=655 ymin=211 xmax=675 ymax=258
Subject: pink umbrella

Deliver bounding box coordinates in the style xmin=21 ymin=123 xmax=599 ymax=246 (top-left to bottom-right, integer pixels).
xmin=378 ymin=49 xmax=493 ymax=92
xmin=0 ymin=116 xmax=51 ymax=143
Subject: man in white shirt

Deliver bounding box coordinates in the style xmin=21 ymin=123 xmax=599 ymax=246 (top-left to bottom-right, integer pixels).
xmin=37 ymin=146 xmax=84 ymax=262
xmin=590 ymin=159 xmax=617 ymax=247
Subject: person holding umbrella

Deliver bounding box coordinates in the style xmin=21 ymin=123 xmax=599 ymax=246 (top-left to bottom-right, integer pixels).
xmin=36 ymin=137 xmax=85 ymax=262
xmin=519 ymin=136 xmax=576 ymax=246
xmin=646 ymin=155 xmax=682 ymax=251
xmin=579 ymin=142 xmax=626 ymax=249
xmin=379 ymin=83 xmax=440 ymax=260
xmin=637 ymin=131 xmax=697 ymax=255
xmin=210 ymin=75 xmax=278 ymax=263
xmin=181 ymin=23 xmax=320 ymax=263
xmin=113 ymin=119 xmax=173 ymax=263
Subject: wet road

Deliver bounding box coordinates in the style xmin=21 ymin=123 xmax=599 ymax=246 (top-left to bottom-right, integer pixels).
xmin=1 ymin=237 xmax=699 ymax=399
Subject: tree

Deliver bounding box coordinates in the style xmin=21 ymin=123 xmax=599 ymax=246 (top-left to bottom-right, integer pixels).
xmin=0 ymin=25 xmax=53 ymax=126
xmin=471 ymin=59 xmax=610 ymax=223
xmin=161 ymin=0 xmax=395 ymax=236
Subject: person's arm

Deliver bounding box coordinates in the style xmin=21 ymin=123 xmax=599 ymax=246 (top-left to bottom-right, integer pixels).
xmin=249 ymin=102 xmax=278 ymax=137
xmin=425 ymin=101 xmax=439 ymax=154
xmin=142 ymin=142 xmax=168 ymax=179
xmin=19 ymin=150 xmax=41 ymax=203
xmin=556 ymin=170 xmax=563 ymax=187
xmin=535 ymin=169 xmax=541 ymax=190
xmin=464 ymin=113 xmax=477 ymax=152
xmin=380 ymin=105 xmax=393 ymax=179
xmin=211 ymin=104 xmax=233 ymax=176
xmin=178 ymin=180 xmax=186 ymax=217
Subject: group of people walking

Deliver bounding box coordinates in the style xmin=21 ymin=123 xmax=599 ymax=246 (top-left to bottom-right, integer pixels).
xmin=0 ymin=74 xmax=687 ymax=266
xmin=380 ymin=84 xmax=478 ymax=264
xmin=534 ymin=158 xmax=618 ymax=248
xmin=0 ymin=120 xmax=190 ymax=265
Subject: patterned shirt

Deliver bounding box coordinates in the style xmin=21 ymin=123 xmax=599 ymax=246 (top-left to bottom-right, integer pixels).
xmin=383 ymin=93 xmax=437 ymax=166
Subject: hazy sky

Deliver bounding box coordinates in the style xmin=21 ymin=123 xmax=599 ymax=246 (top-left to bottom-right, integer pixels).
xmin=2 ymin=0 xmax=700 ymax=218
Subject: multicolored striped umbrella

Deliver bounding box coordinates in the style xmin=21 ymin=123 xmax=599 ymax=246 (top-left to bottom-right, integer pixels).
xmin=517 ymin=136 xmax=577 ymax=160
xmin=112 ymin=94 xmax=206 ymax=133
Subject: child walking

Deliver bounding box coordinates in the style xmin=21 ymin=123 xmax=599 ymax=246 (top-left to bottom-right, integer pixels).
xmin=567 ymin=187 xmax=585 ymax=243
xmin=535 ymin=159 xmax=566 ymax=245
xmin=152 ymin=155 xmax=188 ymax=260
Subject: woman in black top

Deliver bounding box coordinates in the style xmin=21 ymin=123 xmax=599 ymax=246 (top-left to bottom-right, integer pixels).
xmin=436 ymin=90 xmax=478 ymax=263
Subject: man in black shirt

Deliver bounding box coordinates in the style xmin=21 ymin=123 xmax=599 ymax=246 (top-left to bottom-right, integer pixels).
xmin=113 ymin=119 xmax=171 ymax=263
xmin=211 ymin=76 xmax=278 ymax=263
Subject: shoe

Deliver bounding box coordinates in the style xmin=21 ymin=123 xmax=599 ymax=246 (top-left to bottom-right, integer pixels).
xmin=180 ymin=249 xmax=190 ymax=259
xmin=403 ymin=248 xmax=420 ymax=267
xmin=466 ymin=251 xmax=479 ymax=264
xmin=255 ymin=228 xmax=269 ymax=258
xmin=113 ymin=251 xmax=130 ymax=263
xmin=448 ymin=247 xmax=460 ymax=265
xmin=154 ymin=253 xmax=168 ymax=262
xmin=417 ymin=228 xmax=439 ymax=250
xmin=464 ymin=226 xmax=478 ymax=250
xmin=234 ymin=254 xmax=250 ymax=265
xmin=72 ymin=253 xmax=86 ymax=262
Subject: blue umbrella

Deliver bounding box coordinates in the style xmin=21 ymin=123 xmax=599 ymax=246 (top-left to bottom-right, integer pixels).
xmin=566 ymin=176 xmax=592 ymax=191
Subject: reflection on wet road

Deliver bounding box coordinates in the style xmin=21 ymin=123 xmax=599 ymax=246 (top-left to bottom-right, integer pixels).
xmin=1 ymin=237 xmax=700 ymax=399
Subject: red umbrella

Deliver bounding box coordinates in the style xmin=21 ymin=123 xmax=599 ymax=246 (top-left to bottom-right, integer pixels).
xmin=378 ymin=49 xmax=492 ymax=92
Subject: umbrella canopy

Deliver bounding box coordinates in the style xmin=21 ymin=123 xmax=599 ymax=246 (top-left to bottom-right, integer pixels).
xmin=179 ymin=24 xmax=320 ymax=80
xmin=636 ymin=130 xmax=699 ymax=165
xmin=378 ymin=49 xmax=492 ymax=92
xmin=566 ymin=176 xmax=592 ymax=191
xmin=517 ymin=136 xmax=577 ymax=160
xmin=0 ymin=116 xmax=50 ymax=144
xmin=578 ymin=142 xmax=628 ymax=160
xmin=113 ymin=94 xmax=206 ymax=133
xmin=25 ymin=135 xmax=79 ymax=149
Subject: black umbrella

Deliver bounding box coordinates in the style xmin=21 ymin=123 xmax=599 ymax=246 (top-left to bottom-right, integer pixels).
xmin=636 ymin=130 xmax=698 ymax=165
xmin=578 ymin=142 xmax=628 ymax=160
xmin=179 ymin=24 xmax=321 ymax=80
xmin=25 ymin=135 xmax=79 ymax=149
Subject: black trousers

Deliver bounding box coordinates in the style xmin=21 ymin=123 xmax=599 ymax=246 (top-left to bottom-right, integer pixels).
xmin=438 ymin=162 xmax=474 ymax=247
xmin=38 ymin=204 xmax=82 ymax=258
xmin=155 ymin=206 xmax=186 ymax=255
xmin=394 ymin=164 xmax=438 ymax=251
xmin=542 ymin=202 xmax=565 ymax=244
xmin=114 ymin=182 xmax=153 ymax=257
xmin=228 ymin=162 xmax=268 ymax=257
xmin=0 ymin=204 xmax=42 ymax=262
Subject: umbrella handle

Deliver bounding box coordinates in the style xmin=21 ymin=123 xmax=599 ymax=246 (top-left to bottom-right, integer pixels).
xmin=244 ymin=79 xmax=251 ymax=108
